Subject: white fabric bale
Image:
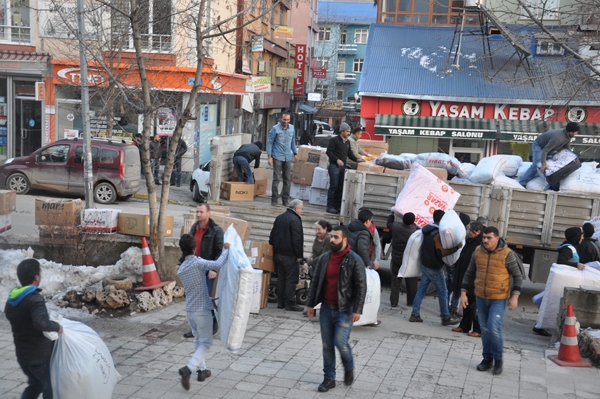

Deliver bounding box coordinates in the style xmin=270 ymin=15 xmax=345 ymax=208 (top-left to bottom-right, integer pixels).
xmin=559 ymin=171 xmax=600 ymax=195
xmin=353 ymin=269 xmax=381 ymax=326
xmin=399 ymin=230 xmax=423 ymax=278
xmin=501 ymin=155 xmax=523 ymax=177
xmin=438 ymin=210 xmax=466 ymax=249
xmin=414 ymin=153 xmax=467 ymax=178
xmin=526 ymin=176 xmax=547 ymax=191
xmin=492 ymin=174 xmax=525 ymax=189
xmin=541 ymin=149 xmax=578 ymax=176
xmin=580 ymin=161 xmax=598 ymax=173
xmin=469 ymin=155 xmax=507 ymax=184
xmin=460 ymin=162 xmax=476 ymax=178
xmin=516 ymin=162 xmax=532 ymax=179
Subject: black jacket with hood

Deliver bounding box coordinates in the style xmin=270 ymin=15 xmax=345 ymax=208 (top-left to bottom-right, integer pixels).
xmin=387 ymin=213 xmax=418 ymax=266
xmin=347 ymin=219 xmax=372 ymax=267
xmin=269 ymin=208 xmax=304 ymax=259
xmin=452 ymin=232 xmax=483 ymax=296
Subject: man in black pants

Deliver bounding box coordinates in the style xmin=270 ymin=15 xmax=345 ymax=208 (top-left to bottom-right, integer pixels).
xmin=269 ymin=199 xmax=305 ymax=311
xmin=5 ymin=259 xmax=63 ymax=399
xmin=388 ymin=212 xmax=419 ymax=307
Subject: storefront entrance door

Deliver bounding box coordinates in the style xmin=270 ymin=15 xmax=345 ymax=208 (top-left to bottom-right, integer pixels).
xmin=15 ymin=98 xmax=42 ymax=157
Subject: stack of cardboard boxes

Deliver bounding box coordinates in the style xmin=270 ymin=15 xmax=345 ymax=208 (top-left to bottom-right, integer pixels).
xmin=117 ymin=213 xmax=174 ymax=237
xmin=0 ymin=190 xmax=16 ymax=234
xmin=243 ymin=240 xmax=274 ymax=313
xmin=36 ymin=198 xmax=83 ymax=245
xmin=223 ymin=167 xmax=268 ymax=201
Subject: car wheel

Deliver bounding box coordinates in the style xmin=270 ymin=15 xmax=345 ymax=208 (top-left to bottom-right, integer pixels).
xmin=7 ymin=173 xmax=30 ymax=194
xmin=94 ymin=182 xmax=117 ymax=204
xmin=192 ymin=182 xmax=205 ymax=203
xmin=117 ymin=194 xmax=133 ymax=202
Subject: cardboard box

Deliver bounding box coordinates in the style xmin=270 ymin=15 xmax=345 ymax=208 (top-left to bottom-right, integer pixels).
xmin=384 ymin=168 xmax=410 ymax=177
xmin=426 ymin=167 xmax=448 ymax=180
xmin=211 ymin=212 xmax=251 ymax=241
xmin=220 ymin=181 xmax=255 ymax=201
xmin=291 ymin=161 xmax=317 ymax=185
xmin=261 ymin=272 xmax=270 ymax=309
xmin=82 ymin=209 xmax=121 ymax=233
xmin=357 ymin=162 xmax=385 ymax=173
xmin=117 ymin=213 xmax=174 ymax=237
xmin=0 ymin=190 xmax=16 ymax=214
xmin=35 ymin=198 xmax=82 ymax=226
xmin=253 ymin=168 xmax=268 ymax=196
xmin=312 ymin=166 xmax=330 ymax=189
xmin=358 ymin=139 xmax=388 ymax=156
xmin=290 ymin=183 xmax=311 ymax=200
xmin=250 ymin=269 xmax=264 ymax=314
xmin=244 ymin=240 xmax=275 ymax=272
xmin=0 ymin=213 xmax=11 ymax=234
xmin=309 ymin=187 xmax=328 ymax=206
xmin=297 ymin=146 xmax=329 ymax=168
xmin=39 ymin=226 xmax=81 ymax=245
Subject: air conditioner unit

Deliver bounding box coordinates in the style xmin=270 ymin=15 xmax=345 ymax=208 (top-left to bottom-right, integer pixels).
xmin=257 ymin=61 xmax=266 ymax=73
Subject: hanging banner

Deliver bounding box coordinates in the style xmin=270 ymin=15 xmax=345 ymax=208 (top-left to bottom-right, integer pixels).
xmin=312 ymin=68 xmax=326 ymax=79
xmin=276 ymin=67 xmax=299 ymax=78
xmin=242 ymin=56 xmax=251 ymax=74
xmin=156 ymin=107 xmax=177 ymax=136
xmin=251 ymin=36 xmax=264 ymax=52
xmin=274 ymin=26 xmax=294 ymax=40
xmin=245 ymin=76 xmax=272 ymax=93
xmin=294 ymin=44 xmax=306 ymax=97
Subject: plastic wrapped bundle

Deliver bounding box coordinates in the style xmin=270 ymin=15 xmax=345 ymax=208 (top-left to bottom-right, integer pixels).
xmin=469 ymin=155 xmax=507 ymax=184
xmin=374 ymin=153 xmax=412 ymax=170
xmin=414 ymin=153 xmax=467 ymax=178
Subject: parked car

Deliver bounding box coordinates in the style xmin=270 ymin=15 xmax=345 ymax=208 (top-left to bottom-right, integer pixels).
xmin=0 ymin=138 xmax=141 ymax=204
xmin=190 ymin=160 xmax=210 ymax=202
xmin=313 ymin=120 xmax=334 ymax=135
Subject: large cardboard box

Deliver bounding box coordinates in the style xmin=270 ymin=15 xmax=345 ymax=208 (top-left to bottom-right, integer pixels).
xmin=253 ymin=168 xmax=268 ymax=196
xmin=82 ymin=209 xmax=121 ymax=233
xmin=39 ymin=226 xmax=81 ymax=245
xmin=384 ymin=168 xmax=410 ymax=177
xmin=117 ymin=213 xmax=174 ymax=237
xmin=309 ymin=187 xmax=328 ymax=206
xmin=297 ymin=146 xmax=328 ymax=168
xmin=358 ymin=139 xmax=388 ymax=156
xmin=357 ymin=162 xmax=385 ymax=173
xmin=290 ymin=183 xmax=311 ymax=200
xmin=220 ymin=181 xmax=254 ymax=201
xmin=426 ymin=167 xmax=448 ymax=180
xmin=244 ymin=240 xmax=274 ymax=272
xmin=211 ymin=212 xmax=251 ymax=241
xmin=261 ymin=272 xmax=270 ymax=309
xmin=291 ymin=161 xmax=317 ymax=185
xmin=249 ymin=269 xmax=263 ymax=314
xmin=35 ymin=198 xmax=82 ymax=226
xmin=0 ymin=190 xmax=16 ymax=214
xmin=0 ymin=213 xmax=11 ymax=234
xmin=312 ymin=166 xmax=330 ymax=189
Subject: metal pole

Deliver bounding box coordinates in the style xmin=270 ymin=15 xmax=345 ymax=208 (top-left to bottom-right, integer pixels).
xmin=77 ymin=0 xmax=94 ymax=208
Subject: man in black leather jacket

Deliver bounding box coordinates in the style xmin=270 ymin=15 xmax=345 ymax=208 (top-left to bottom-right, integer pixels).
xmin=5 ymin=259 xmax=62 ymax=399
xmin=347 ymin=208 xmax=373 ymax=268
xmin=306 ymin=225 xmax=367 ymax=393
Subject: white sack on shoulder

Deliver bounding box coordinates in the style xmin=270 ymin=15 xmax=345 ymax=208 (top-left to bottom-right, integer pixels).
xmin=469 ymin=155 xmax=507 ymax=184
xmin=492 ymin=174 xmax=525 ymax=189
xmin=438 ymin=210 xmax=466 ymax=249
xmin=353 ymin=269 xmax=381 ymax=326
xmin=399 ymin=230 xmax=423 ymax=278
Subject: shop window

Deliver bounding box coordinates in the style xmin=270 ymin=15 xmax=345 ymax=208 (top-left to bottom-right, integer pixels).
xmin=318 ymin=27 xmax=331 ymax=41
xmin=0 ymin=0 xmax=31 ymax=43
xmin=353 ymin=58 xmax=363 ymax=73
xmin=354 ymin=29 xmax=368 ymax=44
xmin=110 ymin=0 xmax=172 ymax=51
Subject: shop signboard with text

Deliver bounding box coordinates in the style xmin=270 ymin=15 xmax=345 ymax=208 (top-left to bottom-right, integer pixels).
xmin=293 ymin=45 xmax=306 ymax=97
xmin=245 ymin=76 xmax=272 ymax=93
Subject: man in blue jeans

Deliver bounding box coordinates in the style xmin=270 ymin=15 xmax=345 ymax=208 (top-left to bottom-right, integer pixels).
xmin=460 ymin=226 xmax=523 ymax=376
xmin=306 ymin=225 xmax=367 ymax=393
xmin=409 ymin=209 xmax=462 ymax=326
xmin=267 ymin=114 xmax=297 ymax=207
xmin=232 ymin=141 xmax=263 ymax=184
xmin=325 ymin=123 xmax=361 ymax=214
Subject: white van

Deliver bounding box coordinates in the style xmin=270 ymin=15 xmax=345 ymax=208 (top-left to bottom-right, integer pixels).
xmin=313 ymin=120 xmax=334 ymax=135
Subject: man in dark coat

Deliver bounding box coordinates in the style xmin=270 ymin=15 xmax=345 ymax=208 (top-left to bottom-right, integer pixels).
xmin=325 ymin=123 xmax=361 ymax=214
xmin=577 ymin=222 xmax=600 ymax=264
xmin=269 ymin=199 xmax=305 ymax=311
xmin=233 ymin=141 xmax=263 ymax=183
xmin=388 ymin=212 xmax=418 ymax=307
xmin=347 ymin=208 xmax=373 ymax=268
xmin=5 ymin=259 xmax=62 ymax=399
xmin=451 ymin=220 xmax=483 ymax=336
xmin=170 ymin=137 xmax=188 ymax=187
xmin=149 ymin=134 xmax=163 ymax=184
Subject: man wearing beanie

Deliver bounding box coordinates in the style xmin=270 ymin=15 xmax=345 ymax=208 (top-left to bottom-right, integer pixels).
xmin=577 ymin=223 xmax=600 ymax=263
xmin=519 ymin=122 xmax=579 ymax=187
xmin=346 ymin=127 xmax=372 ymax=169
xmin=387 ymin=212 xmax=418 ymax=307
xmin=325 ymin=122 xmax=362 ymax=214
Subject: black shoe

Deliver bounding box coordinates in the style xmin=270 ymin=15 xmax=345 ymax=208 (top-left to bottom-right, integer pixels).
xmin=179 ymin=366 xmax=191 ymax=390
xmin=476 ymin=359 xmax=493 ymax=372
xmin=318 ymin=379 xmax=336 ymax=392
xmin=197 ymin=369 xmax=211 ymax=382
xmin=493 ymin=359 xmax=503 ymax=375
xmin=155 ymin=181 xmax=162 ymax=185
xmin=442 ymin=315 xmax=461 ymax=326
xmin=344 ymin=369 xmax=354 ymax=386
xmin=532 ymin=326 xmax=552 ymax=336
xmin=176 ymin=184 xmax=181 ymax=187
xmin=271 ymin=201 xmax=280 ymax=207
xmin=282 ymin=201 xmax=290 ymax=207
xmin=409 ymin=314 xmax=423 ymax=323
xmin=285 ymin=305 xmax=304 ymax=312
xmin=326 ymin=207 xmax=339 ymax=214
xmin=277 ymin=304 xmax=285 ymax=309
xmin=213 ymin=317 xmax=219 ymax=335
xmin=183 ymin=331 xmax=193 ymax=338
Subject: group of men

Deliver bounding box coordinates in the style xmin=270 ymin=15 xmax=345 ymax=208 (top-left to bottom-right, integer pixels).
xmin=133 ymin=133 xmax=188 ymax=186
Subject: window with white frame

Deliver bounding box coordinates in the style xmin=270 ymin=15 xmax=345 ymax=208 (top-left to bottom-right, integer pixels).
xmin=315 ymin=84 xmax=328 ymax=99
xmin=336 ymin=90 xmax=344 ymax=101
xmin=536 ymin=40 xmax=564 ymax=55
xmin=337 ymin=60 xmax=346 ymax=73
xmin=353 ymin=58 xmax=364 ymax=72
xmin=340 ymin=30 xmax=347 ymax=45
xmin=354 ymin=28 xmax=368 ymax=44
xmin=318 ymin=27 xmax=331 ymax=41
xmin=316 ymin=56 xmax=330 ymax=69
xmin=0 ymin=0 xmax=31 ymax=43
xmin=110 ymin=0 xmax=172 ymax=51
xmin=520 ymin=0 xmax=559 ymax=20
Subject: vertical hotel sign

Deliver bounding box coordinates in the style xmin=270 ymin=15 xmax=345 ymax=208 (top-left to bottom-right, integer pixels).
xmin=294 ymin=44 xmax=306 ymax=97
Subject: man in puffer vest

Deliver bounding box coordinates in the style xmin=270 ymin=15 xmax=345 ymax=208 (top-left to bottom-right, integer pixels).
xmin=460 ymin=226 xmax=524 ymax=376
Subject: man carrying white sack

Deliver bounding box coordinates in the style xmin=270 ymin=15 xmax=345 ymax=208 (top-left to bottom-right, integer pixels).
xmin=519 ymin=122 xmax=579 ymax=187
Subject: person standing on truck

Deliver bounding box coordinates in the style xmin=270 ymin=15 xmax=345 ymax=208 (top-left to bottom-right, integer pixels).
xmin=346 ymin=127 xmax=372 ymax=169
xmin=461 ymin=226 xmax=524 ymax=375
xmin=267 ymin=113 xmax=297 ymax=207
xmin=577 ymin=223 xmax=600 ymax=263
xmin=232 ymin=141 xmax=263 ymax=184
xmin=388 ymin=212 xmax=419 ymax=307
xmin=519 ymin=122 xmax=580 ymax=187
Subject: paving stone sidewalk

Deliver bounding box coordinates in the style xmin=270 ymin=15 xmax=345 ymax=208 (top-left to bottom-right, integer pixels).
xmin=1 ymin=295 xmax=598 ymax=399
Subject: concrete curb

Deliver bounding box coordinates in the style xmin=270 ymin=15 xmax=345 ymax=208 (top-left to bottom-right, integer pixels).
xmin=133 ymin=192 xmax=178 ymax=204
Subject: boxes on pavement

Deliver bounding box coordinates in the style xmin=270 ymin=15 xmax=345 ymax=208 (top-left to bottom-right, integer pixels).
xmin=309 ymin=187 xmax=328 ymax=206
xmin=358 ymin=139 xmax=388 ymax=156
xmin=250 ymin=269 xmax=263 ymax=314
xmin=35 ymin=198 xmax=82 ymax=226
xmin=220 ymin=181 xmax=254 ymax=201
xmin=243 ymin=240 xmax=274 ymax=272
xmin=312 ymin=166 xmax=330 ymax=189
xmin=290 ymin=183 xmax=311 ymax=200
xmin=261 ymin=272 xmax=270 ymax=309
xmin=253 ymin=168 xmax=268 ymax=195
xmin=291 ymin=161 xmax=317 ymax=185
xmin=0 ymin=190 xmax=16 ymax=214
xmin=82 ymin=209 xmax=121 ymax=233
xmin=117 ymin=213 xmax=174 ymax=237
xmin=39 ymin=226 xmax=82 ymax=245
xmin=357 ymin=163 xmax=385 ymax=173
xmin=0 ymin=213 xmax=11 ymax=234
xmin=211 ymin=212 xmax=251 ymax=241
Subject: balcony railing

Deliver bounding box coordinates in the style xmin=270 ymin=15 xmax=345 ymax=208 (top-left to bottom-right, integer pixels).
xmin=338 ymin=44 xmax=357 ymax=54
xmin=0 ymin=25 xmax=31 ymax=44
xmin=336 ymin=73 xmax=356 ymax=83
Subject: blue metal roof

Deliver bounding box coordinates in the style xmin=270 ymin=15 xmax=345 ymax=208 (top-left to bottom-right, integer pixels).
xmin=318 ymin=1 xmax=377 ymax=24
xmin=359 ymin=24 xmax=600 ymax=106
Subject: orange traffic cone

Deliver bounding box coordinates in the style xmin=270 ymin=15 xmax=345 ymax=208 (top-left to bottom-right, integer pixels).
xmin=548 ymin=304 xmax=591 ymax=367
xmin=134 ymin=237 xmax=170 ymax=291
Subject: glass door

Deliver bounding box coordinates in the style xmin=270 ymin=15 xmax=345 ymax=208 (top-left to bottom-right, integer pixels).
xmin=15 ymin=98 xmax=42 ymax=157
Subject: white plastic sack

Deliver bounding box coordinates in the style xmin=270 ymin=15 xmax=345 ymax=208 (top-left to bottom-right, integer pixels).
xmin=469 ymin=155 xmax=507 ymax=184
xmin=559 ymin=171 xmax=600 ymax=195
xmin=541 ymin=149 xmax=578 ymax=176
xmin=580 ymin=161 xmax=598 ymax=173
xmin=536 ymin=264 xmax=600 ymax=329
xmin=399 ymin=230 xmax=423 ymax=278
xmin=393 ymin=164 xmax=461 ymax=228
xmin=501 ymin=155 xmax=523 ymax=177
xmin=353 ymin=269 xmax=381 ymax=326
xmin=460 ymin=162 xmax=476 ymax=178
xmin=492 ymin=174 xmax=525 ymax=189
xmin=526 ymin=176 xmax=547 ymax=191
xmin=414 ymin=153 xmax=467 ymax=178
xmin=215 ymin=225 xmax=254 ymax=352
xmin=439 ymin=210 xmax=466 ymax=265
xmin=50 ymin=318 xmax=120 ymax=399
xmin=516 ymin=162 xmax=532 ymax=179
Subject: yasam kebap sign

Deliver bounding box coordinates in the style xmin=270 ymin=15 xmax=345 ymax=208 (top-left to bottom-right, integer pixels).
xmin=375 ymin=114 xmax=496 ymax=139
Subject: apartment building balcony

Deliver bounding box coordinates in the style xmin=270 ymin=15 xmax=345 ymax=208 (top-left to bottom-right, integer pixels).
xmin=338 ymin=44 xmax=357 ymax=55
xmin=336 ymin=73 xmax=356 ymax=84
